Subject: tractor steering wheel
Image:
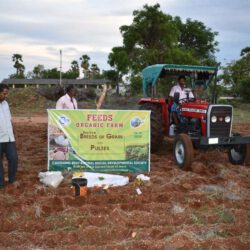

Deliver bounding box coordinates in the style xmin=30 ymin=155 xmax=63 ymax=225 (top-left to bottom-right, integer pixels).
xmin=179 ymin=97 xmax=196 ymax=104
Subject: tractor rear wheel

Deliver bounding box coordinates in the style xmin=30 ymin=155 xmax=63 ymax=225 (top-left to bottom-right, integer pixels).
xmin=246 ymin=144 xmax=250 ymax=166
xmin=228 ymin=144 xmax=249 ymax=165
xmin=139 ymin=103 xmax=163 ymax=152
xmin=173 ymin=133 xmax=194 ymax=170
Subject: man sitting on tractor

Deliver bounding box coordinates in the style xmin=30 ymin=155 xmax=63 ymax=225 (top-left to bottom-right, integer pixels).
xmin=169 ymin=75 xmax=194 ymax=124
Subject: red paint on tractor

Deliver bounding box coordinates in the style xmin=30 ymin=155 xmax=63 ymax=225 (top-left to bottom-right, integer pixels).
xmin=180 ymin=99 xmax=209 ymax=136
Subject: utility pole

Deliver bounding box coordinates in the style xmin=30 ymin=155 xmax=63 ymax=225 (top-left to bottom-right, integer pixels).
xmin=59 ymin=50 xmax=62 ymax=85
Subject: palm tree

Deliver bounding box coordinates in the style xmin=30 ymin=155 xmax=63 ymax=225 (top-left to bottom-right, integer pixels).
xmin=90 ymin=63 xmax=100 ymax=79
xmin=79 ymin=54 xmax=90 ymax=79
xmin=12 ymin=54 xmax=25 ymax=78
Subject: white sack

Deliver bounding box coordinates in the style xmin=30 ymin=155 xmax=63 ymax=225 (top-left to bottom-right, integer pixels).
xmin=39 ymin=171 xmax=64 ymax=188
xmin=136 ymin=174 xmax=150 ymax=181
xmin=73 ymin=172 xmax=129 ymax=188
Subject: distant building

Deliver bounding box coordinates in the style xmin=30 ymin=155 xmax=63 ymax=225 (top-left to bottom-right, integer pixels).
xmin=1 ymin=78 xmax=108 ymax=89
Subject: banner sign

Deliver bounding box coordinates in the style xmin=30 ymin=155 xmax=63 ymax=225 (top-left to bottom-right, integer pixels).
xmin=48 ymin=109 xmax=150 ymax=173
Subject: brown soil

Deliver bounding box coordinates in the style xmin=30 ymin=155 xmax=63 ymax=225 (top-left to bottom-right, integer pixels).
xmin=0 ymin=118 xmax=249 ymax=249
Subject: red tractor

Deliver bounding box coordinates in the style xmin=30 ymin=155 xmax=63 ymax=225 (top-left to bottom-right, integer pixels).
xmin=139 ymin=64 xmax=250 ymax=170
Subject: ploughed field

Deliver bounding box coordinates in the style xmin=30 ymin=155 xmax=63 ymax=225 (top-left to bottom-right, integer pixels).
xmin=0 ymin=119 xmax=249 ymax=249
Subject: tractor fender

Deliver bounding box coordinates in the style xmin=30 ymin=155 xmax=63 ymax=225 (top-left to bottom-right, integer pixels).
xmin=138 ymin=97 xmax=166 ymax=105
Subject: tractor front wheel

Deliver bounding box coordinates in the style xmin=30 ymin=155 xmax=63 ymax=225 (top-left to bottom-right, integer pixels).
xmin=173 ymin=133 xmax=193 ymax=170
xmin=228 ymin=144 xmax=249 ymax=165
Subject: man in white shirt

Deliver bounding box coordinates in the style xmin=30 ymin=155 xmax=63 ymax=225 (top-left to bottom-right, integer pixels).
xmin=0 ymin=84 xmax=18 ymax=189
xmin=169 ymin=75 xmax=194 ymax=124
xmin=169 ymin=75 xmax=194 ymax=101
xmin=56 ymin=85 xmax=77 ymax=109
xmin=56 ymin=84 xmax=110 ymax=110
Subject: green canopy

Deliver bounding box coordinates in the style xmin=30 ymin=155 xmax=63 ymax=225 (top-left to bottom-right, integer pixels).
xmin=142 ymin=64 xmax=217 ymax=96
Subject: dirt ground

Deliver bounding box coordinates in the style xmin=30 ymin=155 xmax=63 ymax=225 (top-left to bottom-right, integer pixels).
xmin=0 ymin=117 xmax=250 ymax=249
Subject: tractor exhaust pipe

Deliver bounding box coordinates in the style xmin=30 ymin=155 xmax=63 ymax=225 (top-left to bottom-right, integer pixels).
xmin=212 ymin=92 xmax=217 ymax=104
xmin=211 ymin=63 xmax=220 ymax=104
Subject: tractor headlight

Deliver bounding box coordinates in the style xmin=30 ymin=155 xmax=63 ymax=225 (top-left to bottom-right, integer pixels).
xmin=225 ymin=116 xmax=231 ymax=123
xmin=211 ymin=116 xmax=217 ymax=123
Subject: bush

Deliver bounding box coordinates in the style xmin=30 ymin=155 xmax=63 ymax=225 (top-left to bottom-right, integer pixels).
xmin=239 ymin=77 xmax=250 ymax=102
xmin=36 ymin=85 xmax=97 ymax=101
xmin=130 ymin=75 xmax=142 ymax=95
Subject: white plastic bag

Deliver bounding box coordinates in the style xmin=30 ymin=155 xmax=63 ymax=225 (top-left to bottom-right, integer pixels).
xmin=136 ymin=174 xmax=150 ymax=181
xmin=39 ymin=171 xmax=64 ymax=188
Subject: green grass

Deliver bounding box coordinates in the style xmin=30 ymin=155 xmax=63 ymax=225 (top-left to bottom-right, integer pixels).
xmin=7 ymin=211 xmax=19 ymax=220
xmin=7 ymin=87 xmax=53 ymax=115
xmin=215 ymin=207 xmax=235 ymax=224
xmin=0 ymin=194 xmax=17 ymax=205
xmin=233 ymin=103 xmax=250 ymax=123
xmin=190 ymin=246 xmax=212 ymax=250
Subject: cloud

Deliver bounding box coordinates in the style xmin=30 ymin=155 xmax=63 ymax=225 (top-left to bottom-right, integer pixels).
xmin=0 ymin=0 xmax=249 ymax=80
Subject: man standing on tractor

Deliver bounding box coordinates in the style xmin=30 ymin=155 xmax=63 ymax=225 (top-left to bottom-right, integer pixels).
xmin=169 ymin=75 xmax=194 ymax=124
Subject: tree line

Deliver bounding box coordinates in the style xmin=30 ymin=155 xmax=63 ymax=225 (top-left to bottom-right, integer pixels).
xmin=220 ymin=47 xmax=250 ymax=100
xmin=10 ymin=54 xmax=101 ymax=80
xmin=8 ymin=4 xmax=250 ymax=99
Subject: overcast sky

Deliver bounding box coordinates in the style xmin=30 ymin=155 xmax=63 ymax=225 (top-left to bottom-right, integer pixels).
xmin=0 ymin=0 xmax=249 ymax=80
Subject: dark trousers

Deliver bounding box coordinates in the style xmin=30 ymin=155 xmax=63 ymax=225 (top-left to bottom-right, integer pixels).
xmin=0 ymin=142 xmax=18 ymax=187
